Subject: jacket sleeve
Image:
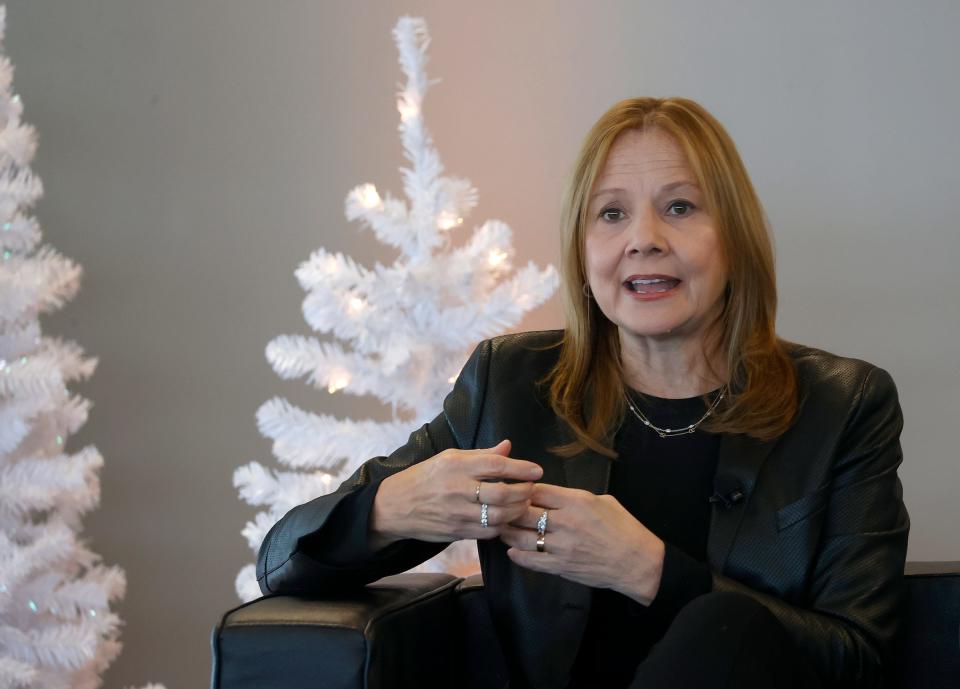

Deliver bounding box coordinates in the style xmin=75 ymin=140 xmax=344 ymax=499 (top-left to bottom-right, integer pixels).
xmin=255 ymin=338 xmax=494 ymax=595
xmin=712 ymin=365 xmax=909 ymax=688
xmin=639 ymin=544 xmax=712 ymax=621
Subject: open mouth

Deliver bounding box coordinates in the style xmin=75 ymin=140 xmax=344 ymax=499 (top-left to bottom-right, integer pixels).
xmin=624 ymin=277 xmax=682 ymax=294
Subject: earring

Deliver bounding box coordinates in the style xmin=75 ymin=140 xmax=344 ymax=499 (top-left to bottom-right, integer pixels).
xmin=582 ymin=283 xmax=592 ymax=299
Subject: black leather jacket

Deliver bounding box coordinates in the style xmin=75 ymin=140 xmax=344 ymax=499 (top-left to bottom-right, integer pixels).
xmin=257 ymin=330 xmax=909 ymax=689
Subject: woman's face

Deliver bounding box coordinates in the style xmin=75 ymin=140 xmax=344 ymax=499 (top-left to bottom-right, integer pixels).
xmin=584 ymin=128 xmax=728 ymax=347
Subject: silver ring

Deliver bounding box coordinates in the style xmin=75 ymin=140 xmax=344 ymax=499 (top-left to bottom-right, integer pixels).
xmin=475 ymin=483 xmax=482 ymax=503
xmin=537 ymin=509 xmax=549 ymax=536
xmin=536 ymin=534 xmax=546 ymax=552
xmin=480 ymin=503 xmax=489 ymax=528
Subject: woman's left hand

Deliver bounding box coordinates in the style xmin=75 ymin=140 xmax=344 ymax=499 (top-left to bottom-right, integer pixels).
xmin=499 ymin=483 xmax=666 ymax=606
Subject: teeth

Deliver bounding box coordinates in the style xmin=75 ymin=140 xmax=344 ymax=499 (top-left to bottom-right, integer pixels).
xmin=631 ymin=278 xmax=667 ymax=285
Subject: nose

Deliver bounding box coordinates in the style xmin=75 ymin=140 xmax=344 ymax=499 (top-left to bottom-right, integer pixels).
xmin=625 ymin=205 xmax=669 ymax=257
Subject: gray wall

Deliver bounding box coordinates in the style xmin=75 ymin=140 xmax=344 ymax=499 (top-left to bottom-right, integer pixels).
xmin=6 ymin=1 xmax=958 ymax=687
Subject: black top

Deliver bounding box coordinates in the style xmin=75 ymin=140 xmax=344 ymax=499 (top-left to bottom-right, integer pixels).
xmin=566 ymin=390 xmax=718 ymax=688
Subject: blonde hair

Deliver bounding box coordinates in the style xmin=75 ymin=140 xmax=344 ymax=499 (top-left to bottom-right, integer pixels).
xmin=542 ymin=97 xmax=798 ymax=458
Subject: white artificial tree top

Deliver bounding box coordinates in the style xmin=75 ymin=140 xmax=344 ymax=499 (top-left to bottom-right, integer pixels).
xmin=234 ymin=16 xmax=558 ymax=599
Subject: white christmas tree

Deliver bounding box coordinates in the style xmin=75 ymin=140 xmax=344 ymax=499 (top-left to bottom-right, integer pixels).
xmin=0 ymin=7 xmax=162 ymax=689
xmin=233 ymin=16 xmax=558 ymax=601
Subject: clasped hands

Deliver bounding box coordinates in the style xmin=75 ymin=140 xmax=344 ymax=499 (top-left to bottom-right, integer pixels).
xmin=498 ymin=461 xmax=666 ymax=606
xmin=373 ymin=438 xmax=666 ymax=606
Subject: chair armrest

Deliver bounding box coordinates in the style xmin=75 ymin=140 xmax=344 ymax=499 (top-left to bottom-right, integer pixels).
xmin=889 ymin=561 xmax=960 ymax=689
xmin=211 ymin=573 xmax=462 ymax=689
xmin=904 ymin=560 xmax=960 ymax=576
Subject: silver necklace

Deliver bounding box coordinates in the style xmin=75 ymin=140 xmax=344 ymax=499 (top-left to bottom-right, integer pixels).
xmin=624 ymin=385 xmax=727 ymax=438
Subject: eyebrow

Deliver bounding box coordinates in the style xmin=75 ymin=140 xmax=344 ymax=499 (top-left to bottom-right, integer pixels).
xmin=589 ymin=180 xmax=700 ymax=202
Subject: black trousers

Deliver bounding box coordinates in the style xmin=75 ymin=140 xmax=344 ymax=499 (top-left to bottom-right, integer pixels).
xmin=625 ymin=591 xmax=825 ymax=689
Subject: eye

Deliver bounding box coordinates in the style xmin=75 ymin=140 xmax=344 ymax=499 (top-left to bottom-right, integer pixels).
xmin=599 ymin=207 xmax=625 ymax=222
xmin=666 ymin=200 xmax=695 ymax=216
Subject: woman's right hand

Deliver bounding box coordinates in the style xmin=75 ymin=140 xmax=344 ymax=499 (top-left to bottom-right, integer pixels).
xmin=368 ymin=439 xmax=543 ymax=548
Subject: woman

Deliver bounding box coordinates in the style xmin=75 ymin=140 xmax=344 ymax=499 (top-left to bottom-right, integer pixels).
xmin=256 ymin=97 xmax=908 ymax=689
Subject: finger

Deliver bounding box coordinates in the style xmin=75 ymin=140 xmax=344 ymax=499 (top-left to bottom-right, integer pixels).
xmin=504 ymin=521 xmax=561 ymax=546
xmin=475 ymin=480 xmax=535 ymax=506
xmin=506 ymin=547 xmax=555 ymax=573
xmin=485 ymin=500 xmax=532 ymax=527
xmin=464 ymin=502 xmax=529 ymax=536
xmin=507 ymin=503 xmax=557 ymax=530
xmin=471 ymin=452 xmax=543 ymax=482
xmin=461 ymin=438 xmax=511 ymax=456
xmin=530 ymin=482 xmax=576 ymax=509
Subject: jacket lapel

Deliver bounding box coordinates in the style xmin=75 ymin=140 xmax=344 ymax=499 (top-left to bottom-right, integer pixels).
xmin=509 ymin=448 xmax=607 ymax=688
xmin=502 ymin=448 xmax=610 ymax=689
xmin=708 ymin=433 xmax=778 ymax=571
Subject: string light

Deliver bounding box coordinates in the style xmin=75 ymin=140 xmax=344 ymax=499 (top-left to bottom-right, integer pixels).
xmin=327 ymin=371 xmax=350 ymax=394
xmin=437 ymin=212 xmax=463 ymax=230
xmin=356 ymin=184 xmax=382 ymax=209
xmin=347 ymin=296 xmax=366 ymax=315
xmin=397 ymin=98 xmax=419 ymax=123
xmin=488 ymin=248 xmax=508 ymax=267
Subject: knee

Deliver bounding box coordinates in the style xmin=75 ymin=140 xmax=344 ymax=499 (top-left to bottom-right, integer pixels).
xmin=645 ymin=593 xmax=820 ymax=688
xmin=673 ymin=591 xmax=778 ymax=632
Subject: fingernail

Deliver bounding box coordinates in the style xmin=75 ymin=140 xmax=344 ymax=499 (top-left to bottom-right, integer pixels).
xmin=529 ymin=466 xmax=542 ymax=478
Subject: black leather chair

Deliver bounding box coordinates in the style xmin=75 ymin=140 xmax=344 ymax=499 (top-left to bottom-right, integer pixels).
xmin=211 ymin=562 xmax=960 ymax=689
